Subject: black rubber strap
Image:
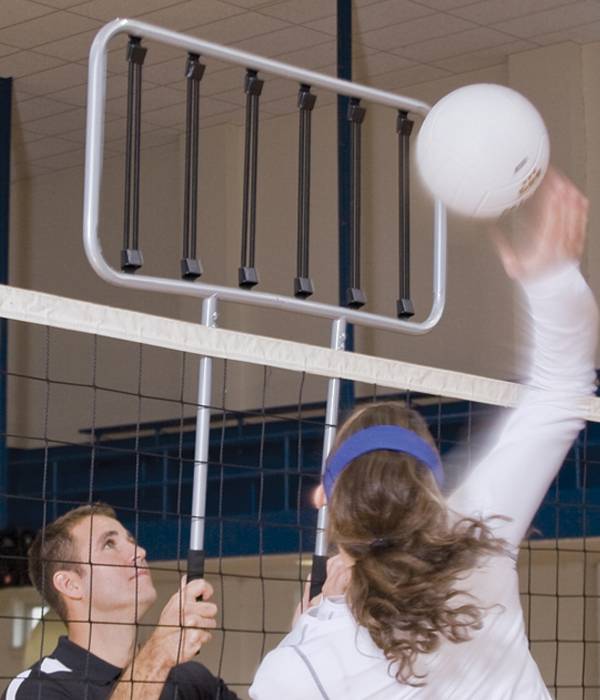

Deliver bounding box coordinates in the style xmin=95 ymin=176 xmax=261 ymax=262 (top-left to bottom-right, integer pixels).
xmin=187 ymin=548 xmax=205 ymax=582
xmin=309 ymin=553 xmax=328 ymax=600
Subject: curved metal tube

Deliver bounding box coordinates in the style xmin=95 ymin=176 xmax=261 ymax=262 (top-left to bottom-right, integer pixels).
xmin=84 ymin=18 xmax=447 ymax=335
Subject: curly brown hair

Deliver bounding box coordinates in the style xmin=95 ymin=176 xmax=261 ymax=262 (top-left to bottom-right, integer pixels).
xmin=328 ymin=402 xmax=507 ymax=685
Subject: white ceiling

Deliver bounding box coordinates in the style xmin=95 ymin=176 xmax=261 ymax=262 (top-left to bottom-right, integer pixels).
xmin=4 ymin=0 xmax=600 ymax=181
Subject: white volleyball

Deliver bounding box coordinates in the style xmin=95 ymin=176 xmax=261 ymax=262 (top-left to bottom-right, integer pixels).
xmin=415 ymin=84 xmax=550 ymax=219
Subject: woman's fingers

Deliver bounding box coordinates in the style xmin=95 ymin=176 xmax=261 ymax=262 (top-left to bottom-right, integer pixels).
xmin=490 ymin=226 xmax=519 ymax=279
xmin=492 ymin=168 xmax=588 ymax=280
xmin=322 ymin=554 xmax=351 ymax=597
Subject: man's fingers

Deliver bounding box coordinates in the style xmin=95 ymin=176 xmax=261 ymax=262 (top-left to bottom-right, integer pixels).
xmin=184 ymin=613 xmax=218 ymax=629
xmin=195 ymin=601 xmax=218 ymax=619
xmin=184 ymin=578 xmax=214 ymax=602
xmin=182 ymin=627 xmax=213 ymax=650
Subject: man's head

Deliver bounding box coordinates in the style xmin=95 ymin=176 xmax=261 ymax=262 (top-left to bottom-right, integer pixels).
xmin=29 ymin=503 xmax=157 ymax=625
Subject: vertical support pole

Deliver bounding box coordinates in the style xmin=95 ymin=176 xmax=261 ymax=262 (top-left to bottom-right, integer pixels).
xmin=397 ymin=111 xmax=414 ymax=318
xmin=187 ymin=295 xmax=218 ymax=582
xmin=309 ymin=318 xmax=346 ymax=600
xmin=0 ymin=78 xmax=10 ymax=529
xmin=337 ymin=0 xmax=354 ymax=411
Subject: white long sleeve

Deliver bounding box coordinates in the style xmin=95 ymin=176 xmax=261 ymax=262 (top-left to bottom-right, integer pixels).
xmin=448 ymin=262 xmax=598 ymax=547
xmin=249 ymin=646 xmax=322 ymax=700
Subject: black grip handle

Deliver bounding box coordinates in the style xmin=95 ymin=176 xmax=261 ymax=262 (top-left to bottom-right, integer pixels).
xmin=187 ymin=549 xmax=205 ymax=583
xmin=309 ymin=554 xmax=328 ymax=600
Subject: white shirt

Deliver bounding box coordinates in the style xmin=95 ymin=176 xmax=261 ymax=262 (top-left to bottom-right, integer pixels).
xmin=250 ymin=263 xmax=599 ymax=700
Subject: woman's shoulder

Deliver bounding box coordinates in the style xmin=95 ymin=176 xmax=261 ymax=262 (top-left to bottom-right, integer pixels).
xmin=307 ymin=595 xmax=353 ymax=620
xmin=250 ymin=604 xmax=358 ymax=700
xmin=251 ymin=598 xmax=393 ymax=699
xmin=286 ymin=596 xmax=355 ymax=643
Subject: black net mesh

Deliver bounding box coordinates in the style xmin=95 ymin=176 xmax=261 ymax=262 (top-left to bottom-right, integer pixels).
xmin=0 ymin=319 xmax=597 ymax=698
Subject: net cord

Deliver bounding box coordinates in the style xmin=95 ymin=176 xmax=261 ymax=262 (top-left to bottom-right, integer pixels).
xmin=2 ymin=284 xmax=600 ymax=421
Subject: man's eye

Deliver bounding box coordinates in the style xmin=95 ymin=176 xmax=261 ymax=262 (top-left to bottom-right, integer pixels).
xmin=104 ymin=539 xmax=115 ymax=549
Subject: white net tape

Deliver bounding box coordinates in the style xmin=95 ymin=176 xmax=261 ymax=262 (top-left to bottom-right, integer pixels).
xmin=2 ymin=284 xmax=599 ymax=422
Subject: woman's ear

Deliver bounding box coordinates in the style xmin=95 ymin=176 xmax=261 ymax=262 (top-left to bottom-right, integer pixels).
xmin=313 ymin=484 xmax=326 ymax=509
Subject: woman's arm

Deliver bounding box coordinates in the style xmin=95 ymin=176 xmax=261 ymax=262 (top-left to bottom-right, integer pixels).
xmin=448 ymin=170 xmax=598 ymax=548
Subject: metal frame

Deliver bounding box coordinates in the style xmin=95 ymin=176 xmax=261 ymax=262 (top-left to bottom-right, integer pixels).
xmin=310 ymin=318 xmax=345 ymax=598
xmin=83 ymin=18 xmax=447 ymax=335
xmin=83 ymin=18 xmax=448 ymax=584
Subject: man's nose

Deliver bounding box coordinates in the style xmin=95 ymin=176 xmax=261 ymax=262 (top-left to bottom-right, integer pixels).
xmin=130 ymin=542 xmax=147 ymax=564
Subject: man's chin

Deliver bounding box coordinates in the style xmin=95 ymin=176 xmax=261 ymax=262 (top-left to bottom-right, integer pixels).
xmin=90 ymin=589 xmax=157 ymax=624
xmin=135 ymin=587 xmax=157 ymax=618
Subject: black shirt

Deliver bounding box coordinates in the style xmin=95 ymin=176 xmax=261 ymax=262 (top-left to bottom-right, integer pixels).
xmin=1 ymin=636 xmax=239 ymax=700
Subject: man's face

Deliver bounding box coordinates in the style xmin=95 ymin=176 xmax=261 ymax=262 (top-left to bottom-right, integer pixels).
xmin=68 ymin=515 xmax=157 ymax=623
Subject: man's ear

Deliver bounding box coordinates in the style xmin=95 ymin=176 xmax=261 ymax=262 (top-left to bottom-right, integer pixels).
xmin=53 ymin=569 xmax=84 ymax=603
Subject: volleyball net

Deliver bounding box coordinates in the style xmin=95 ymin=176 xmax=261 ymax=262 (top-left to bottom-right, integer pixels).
xmin=0 ymin=285 xmax=599 ymax=697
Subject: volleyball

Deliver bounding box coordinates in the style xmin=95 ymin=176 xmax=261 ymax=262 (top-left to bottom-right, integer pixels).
xmin=415 ymin=84 xmax=550 ymax=219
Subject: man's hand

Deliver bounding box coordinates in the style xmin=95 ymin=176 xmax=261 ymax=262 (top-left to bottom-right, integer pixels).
xmin=111 ymin=578 xmax=218 ymax=700
xmin=493 ymin=168 xmax=588 ymax=281
xmin=148 ymin=577 xmax=218 ymax=665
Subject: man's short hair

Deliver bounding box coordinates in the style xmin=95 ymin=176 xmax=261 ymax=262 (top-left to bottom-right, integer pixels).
xmin=28 ymin=503 xmax=116 ymax=623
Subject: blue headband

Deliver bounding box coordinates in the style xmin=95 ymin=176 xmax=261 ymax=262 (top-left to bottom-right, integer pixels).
xmin=323 ymin=425 xmax=444 ymax=501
